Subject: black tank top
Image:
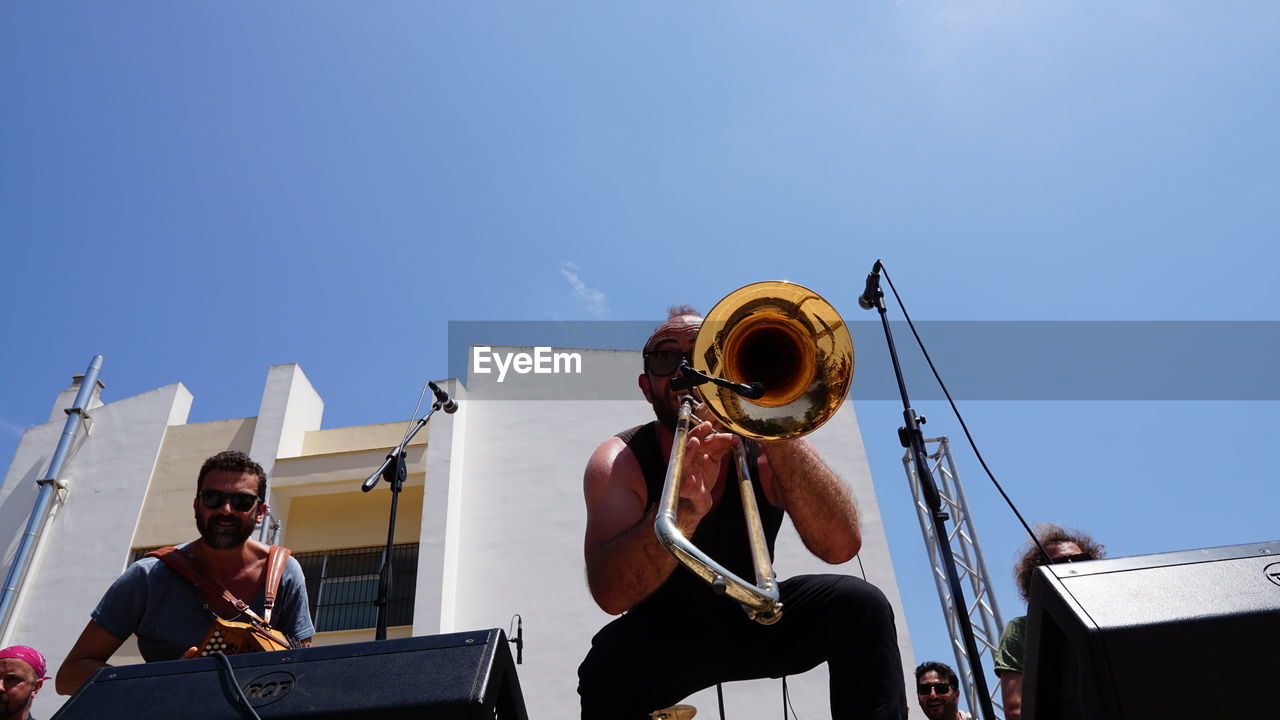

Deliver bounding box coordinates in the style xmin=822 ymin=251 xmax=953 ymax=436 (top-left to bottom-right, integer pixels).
xmin=616 ymin=421 xmax=784 ymax=612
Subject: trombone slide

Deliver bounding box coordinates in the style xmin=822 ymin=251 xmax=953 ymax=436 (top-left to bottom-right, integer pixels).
xmin=654 ymin=398 xmax=782 ymax=624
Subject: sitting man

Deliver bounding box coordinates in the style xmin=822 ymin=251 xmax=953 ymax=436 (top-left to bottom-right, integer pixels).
xmin=577 ymin=306 xmax=907 ymax=719
xmin=0 ymin=646 xmax=48 ymax=720
xmin=56 ymin=451 xmax=314 ymax=694
xmin=915 ymin=661 xmax=970 ymax=720
xmin=993 ymin=524 xmax=1104 ymax=720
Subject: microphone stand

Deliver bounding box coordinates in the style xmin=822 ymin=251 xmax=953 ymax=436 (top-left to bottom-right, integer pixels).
xmin=362 ymin=398 xmax=446 ymax=641
xmin=860 ymin=261 xmax=998 ymax=720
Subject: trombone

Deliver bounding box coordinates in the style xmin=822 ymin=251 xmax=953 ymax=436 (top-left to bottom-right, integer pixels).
xmin=653 ymin=281 xmax=854 ymax=624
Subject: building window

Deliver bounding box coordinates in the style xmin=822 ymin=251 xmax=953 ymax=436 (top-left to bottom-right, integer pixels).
xmin=130 ymin=546 xmax=163 ymax=563
xmin=294 ymin=544 xmax=418 ymax=632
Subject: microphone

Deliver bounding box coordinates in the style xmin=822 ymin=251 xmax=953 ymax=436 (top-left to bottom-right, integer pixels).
xmin=857 ymin=260 xmax=883 ymax=310
xmin=427 ymin=381 xmax=458 ymax=414
xmin=510 ymin=615 xmax=523 ymax=664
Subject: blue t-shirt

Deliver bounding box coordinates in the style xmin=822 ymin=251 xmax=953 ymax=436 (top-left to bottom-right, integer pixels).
xmin=91 ymin=545 xmax=315 ymax=662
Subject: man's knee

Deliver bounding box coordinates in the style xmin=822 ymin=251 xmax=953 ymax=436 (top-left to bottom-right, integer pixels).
xmin=579 ymin=636 xmax=658 ymax=719
xmin=578 ymin=646 xmax=623 ymax=701
xmin=578 ymin=655 xmax=626 ymax=718
xmin=828 ymin=575 xmax=895 ymax=623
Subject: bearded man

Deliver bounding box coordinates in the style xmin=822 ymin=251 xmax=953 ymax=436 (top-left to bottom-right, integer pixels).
xmin=915 ymin=661 xmax=970 ymax=720
xmin=56 ymin=451 xmax=314 ymax=694
xmin=577 ymin=307 xmax=907 ymax=719
xmin=0 ymin=646 xmax=47 ymax=720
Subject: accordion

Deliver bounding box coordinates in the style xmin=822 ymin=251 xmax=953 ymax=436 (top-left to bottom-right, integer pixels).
xmin=198 ymin=617 xmax=291 ymax=656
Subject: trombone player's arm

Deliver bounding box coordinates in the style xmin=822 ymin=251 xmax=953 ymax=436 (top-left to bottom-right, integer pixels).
xmin=583 ymin=423 xmax=737 ymax=614
xmin=759 ymin=437 xmax=861 ymax=564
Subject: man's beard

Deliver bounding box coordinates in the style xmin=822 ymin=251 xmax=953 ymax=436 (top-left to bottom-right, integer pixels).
xmin=196 ymin=512 xmax=256 ymax=549
xmin=1 ymin=689 xmax=33 ymax=720
xmin=653 ymin=398 xmax=678 ymax=432
xmin=921 ymin=700 xmax=953 ymax=720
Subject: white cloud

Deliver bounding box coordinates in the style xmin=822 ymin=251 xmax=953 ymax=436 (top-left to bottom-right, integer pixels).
xmin=0 ymin=418 xmax=26 ymax=437
xmin=559 ymin=262 xmax=609 ymax=317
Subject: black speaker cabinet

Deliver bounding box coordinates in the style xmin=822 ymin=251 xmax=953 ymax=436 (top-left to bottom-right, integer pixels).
xmin=52 ymin=628 xmax=528 ymax=719
xmin=1023 ymin=540 xmax=1280 ymax=720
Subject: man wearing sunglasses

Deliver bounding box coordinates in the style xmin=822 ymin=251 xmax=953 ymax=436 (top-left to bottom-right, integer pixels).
xmin=915 ymin=661 xmax=970 ymax=720
xmin=578 ymin=308 xmax=907 ymax=719
xmin=56 ymin=451 xmax=314 ymax=695
xmin=993 ymin=524 xmax=1104 ymax=720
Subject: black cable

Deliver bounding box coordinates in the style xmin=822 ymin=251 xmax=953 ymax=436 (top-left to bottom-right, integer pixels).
xmin=773 ymin=454 xmax=865 ymax=719
xmin=879 ymin=263 xmax=1052 ymax=563
xmin=782 ymin=676 xmax=788 ymax=720
xmin=211 ymin=651 xmax=263 ymax=720
xmin=400 ymin=381 xmax=432 ymax=445
xmin=717 ymin=682 xmax=726 ymax=720
xmin=782 ymin=676 xmax=802 ymax=720
xmin=508 ymin=613 xmax=524 ymax=664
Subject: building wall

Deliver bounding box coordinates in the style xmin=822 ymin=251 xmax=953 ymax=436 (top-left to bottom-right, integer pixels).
xmin=300 ymin=422 xmax=415 ymax=455
xmin=3 ymin=354 xmax=921 ymax=719
xmin=434 ymin=347 xmax=919 ymax=719
xmin=283 ymin=484 xmax=424 ymax=552
xmin=0 ymin=380 xmax=193 ymax=719
xmin=131 ymin=418 xmax=257 ymax=550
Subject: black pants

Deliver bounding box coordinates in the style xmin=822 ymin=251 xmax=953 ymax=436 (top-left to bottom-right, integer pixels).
xmin=577 ymin=574 xmax=908 ymax=719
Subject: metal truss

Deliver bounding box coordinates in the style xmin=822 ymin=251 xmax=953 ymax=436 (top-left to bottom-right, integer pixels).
xmin=904 ymin=436 xmax=1006 ymax=718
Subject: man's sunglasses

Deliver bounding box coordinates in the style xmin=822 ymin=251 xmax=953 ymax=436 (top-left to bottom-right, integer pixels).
xmin=643 ymin=350 xmax=693 ymax=377
xmin=917 ymin=682 xmax=951 ymax=695
xmin=1050 ymin=552 xmax=1093 ymax=564
xmin=197 ymin=488 xmax=260 ymax=513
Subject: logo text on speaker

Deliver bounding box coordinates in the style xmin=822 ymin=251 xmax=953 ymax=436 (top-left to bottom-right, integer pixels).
xmin=242 ymin=671 xmax=296 ymax=707
xmin=1265 ymin=561 xmax=1280 ymax=588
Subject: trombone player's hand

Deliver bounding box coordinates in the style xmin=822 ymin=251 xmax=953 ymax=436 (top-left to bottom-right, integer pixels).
xmin=678 ymin=420 xmax=739 ymax=533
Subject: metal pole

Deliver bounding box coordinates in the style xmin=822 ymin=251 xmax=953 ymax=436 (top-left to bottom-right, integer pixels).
xmin=905 ymin=437 xmax=1007 ymax=717
xmin=374 ymin=454 xmax=405 ymax=641
xmin=859 ymin=263 xmax=998 ymax=720
xmin=0 ymin=355 xmax=104 ymax=639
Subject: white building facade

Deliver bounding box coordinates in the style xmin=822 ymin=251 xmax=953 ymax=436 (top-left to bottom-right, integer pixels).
xmin=1 ymin=349 xmax=922 ymax=719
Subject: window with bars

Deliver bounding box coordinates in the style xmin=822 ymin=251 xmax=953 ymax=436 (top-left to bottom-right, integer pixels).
xmin=294 ymin=544 xmax=418 ymax=632
xmin=130 ymin=546 xmax=163 ymax=563
xmin=130 ymin=543 xmax=419 ymax=633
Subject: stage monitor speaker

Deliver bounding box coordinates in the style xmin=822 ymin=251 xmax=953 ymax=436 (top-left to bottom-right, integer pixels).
xmin=52 ymin=627 xmax=528 ymax=720
xmin=1023 ymin=539 xmax=1280 ymax=720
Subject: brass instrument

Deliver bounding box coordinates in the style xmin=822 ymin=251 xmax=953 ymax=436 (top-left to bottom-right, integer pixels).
xmin=654 ymin=281 xmax=853 ymax=624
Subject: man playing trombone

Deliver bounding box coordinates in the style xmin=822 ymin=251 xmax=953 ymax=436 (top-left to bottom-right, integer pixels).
xmin=578 ymin=305 xmax=908 ymax=719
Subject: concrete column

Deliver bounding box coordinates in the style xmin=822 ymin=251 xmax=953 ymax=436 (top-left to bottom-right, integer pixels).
xmin=413 ymin=378 xmax=467 ymax=636
xmin=248 ymin=364 xmax=324 ymax=535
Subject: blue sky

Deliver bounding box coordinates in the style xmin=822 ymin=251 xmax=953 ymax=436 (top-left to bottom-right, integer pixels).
xmin=3 ymin=2 xmax=1277 ymax=708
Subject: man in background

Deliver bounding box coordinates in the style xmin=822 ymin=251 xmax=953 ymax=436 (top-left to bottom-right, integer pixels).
xmin=0 ymin=646 xmax=47 ymax=720
xmin=915 ymin=661 xmax=969 ymax=720
xmin=994 ymin=524 xmax=1104 ymax=720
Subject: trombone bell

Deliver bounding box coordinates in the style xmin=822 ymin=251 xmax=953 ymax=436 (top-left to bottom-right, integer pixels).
xmin=696 ymin=281 xmax=853 ymax=439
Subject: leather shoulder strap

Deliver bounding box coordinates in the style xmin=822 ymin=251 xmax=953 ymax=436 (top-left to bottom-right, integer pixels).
xmin=145 ymin=546 xmax=268 ymax=626
xmin=263 ymin=545 xmax=291 ymax=625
